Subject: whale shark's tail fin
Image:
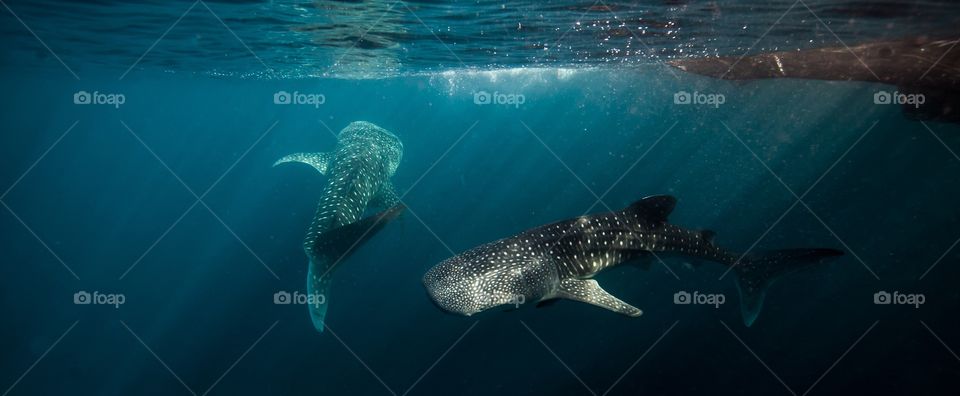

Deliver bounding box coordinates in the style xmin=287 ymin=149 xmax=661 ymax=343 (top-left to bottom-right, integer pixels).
xmin=306 ymin=258 xmax=331 ymax=332
xmin=303 ymin=204 xmax=405 ymax=333
xmin=733 ymin=248 xmax=844 ymax=327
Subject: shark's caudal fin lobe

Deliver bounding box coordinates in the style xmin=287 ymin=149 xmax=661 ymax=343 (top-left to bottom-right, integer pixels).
xmin=306 ymin=258 xmax=331 ymax=333
xmin=309 ymin=204 xmax=405 ymax=260
xmin=623 ymin=195 xmax=677 ymax=223
xmin=734 ymin=248 xmax=844 ymax=326
xmin=273 ymin=152 xmax=333 ymax=175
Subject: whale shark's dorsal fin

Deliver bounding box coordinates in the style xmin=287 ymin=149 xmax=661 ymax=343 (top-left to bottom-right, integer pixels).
xmin=555 ymin=278 xmax=642 ymax=317
xmin=273 ymin=152 xmax=333 ymax=175
xmin=623 ymin=195 xmax=677 ymax=224
xmin=701 ymin=230 xmax=716 ymax=244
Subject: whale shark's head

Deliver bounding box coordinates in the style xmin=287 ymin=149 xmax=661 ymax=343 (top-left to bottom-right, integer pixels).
xmin=338 ymin=121 xmax=403 ymax=175
xmin=423 ymin=244 xmax=558 ymax=316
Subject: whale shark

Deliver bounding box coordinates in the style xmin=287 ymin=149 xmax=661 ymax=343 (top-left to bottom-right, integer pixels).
xmin=275 ymin=121 xmax=404 ymax=332
xmin=668 ymin=37 xmax=960 ymax=123
xmin=423 ymin=195 xmax=843 ymax=326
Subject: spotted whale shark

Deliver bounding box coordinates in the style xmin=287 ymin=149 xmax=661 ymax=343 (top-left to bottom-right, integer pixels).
xmin=423 ymin=195 xmax=843 ymax=326
xmin=668 ymin=37 xmax=960 ymax=123
xmin=276 ymin=121 xmax=404 ymax=332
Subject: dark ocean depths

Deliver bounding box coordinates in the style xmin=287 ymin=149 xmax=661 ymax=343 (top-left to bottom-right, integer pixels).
xmin=2 ymin=1 xmax=960 ymax=396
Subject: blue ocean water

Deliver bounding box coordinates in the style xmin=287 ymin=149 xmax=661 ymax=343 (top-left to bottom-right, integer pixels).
xmin=2 ymin=1 xmax=960 ymax=395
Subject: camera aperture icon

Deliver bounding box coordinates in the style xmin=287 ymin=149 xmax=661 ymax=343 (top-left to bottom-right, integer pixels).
xmin=273 ymin=91 xmax=292 ymax=105
xmin=73 ymin=91 xmax=92 ymax=105
xmin=74 ymin=291 xmax=91 ymax=304
xmin=473 ymin=91 xmax=492 ymax=105
xmin=274 ymin=291 xmax=291 ymax=304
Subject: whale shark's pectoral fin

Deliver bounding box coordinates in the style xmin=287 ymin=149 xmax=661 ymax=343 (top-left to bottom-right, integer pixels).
xmin=370 ymin=182 xmax=400 ymax=208
xmin=555 ymin=278 xmax=642 ymax=317
xmin=273 ymin=152 xmax=333 ymax=175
